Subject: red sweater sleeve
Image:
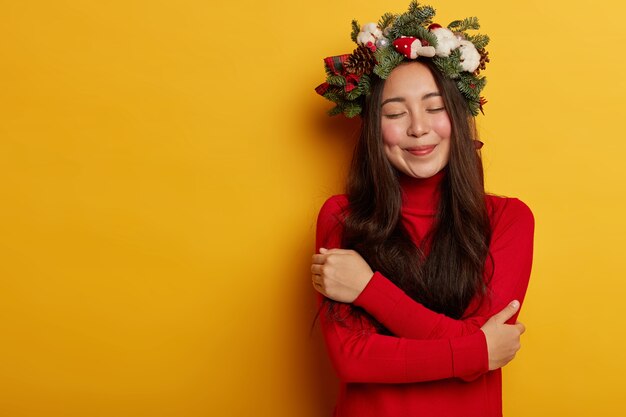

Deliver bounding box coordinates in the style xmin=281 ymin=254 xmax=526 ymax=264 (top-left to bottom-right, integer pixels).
xmin=318 ymin=297 xmax=488 ymax=383
xmin=315 ymin=196 xmax=490 ymax=383
xmin=351 ymin=197 xmax=535 ymax=340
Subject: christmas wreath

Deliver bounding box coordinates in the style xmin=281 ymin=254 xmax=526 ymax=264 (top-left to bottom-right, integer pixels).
xmin=315 ymin=1 xmax=490 ymax=117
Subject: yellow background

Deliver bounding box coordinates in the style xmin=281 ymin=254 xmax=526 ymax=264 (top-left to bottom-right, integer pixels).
xmin=1 ymin=0 xmax=625 ymax=416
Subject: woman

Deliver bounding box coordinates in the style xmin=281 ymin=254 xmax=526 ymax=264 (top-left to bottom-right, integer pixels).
xmin=311 ymin=3 xmax=534 ymax=417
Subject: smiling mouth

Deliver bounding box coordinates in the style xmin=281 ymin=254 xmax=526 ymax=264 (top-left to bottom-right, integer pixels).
xmin=406 ymin=145 xmax=436 ymax=156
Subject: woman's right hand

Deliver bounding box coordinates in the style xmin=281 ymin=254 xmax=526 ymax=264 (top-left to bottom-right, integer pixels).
xmin=480 ymin=300 xmax=526 ymax=371
xmin=311 ymin=248 xmax=374 ymax=303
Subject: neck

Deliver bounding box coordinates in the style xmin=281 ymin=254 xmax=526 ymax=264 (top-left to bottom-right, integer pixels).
xmin=398 ymin=168 xmax=446 ymax=213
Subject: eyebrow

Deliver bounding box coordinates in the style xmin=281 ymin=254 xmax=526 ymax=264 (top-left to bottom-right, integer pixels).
xmin=381 ymin=92 xmax=442 ymax=106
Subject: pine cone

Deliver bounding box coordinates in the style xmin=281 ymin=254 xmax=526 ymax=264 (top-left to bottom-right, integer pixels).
xmin=474 ymin=48 xmax=490 ymax=75
xmin=344 ymin=45 xmax=376 ymax=76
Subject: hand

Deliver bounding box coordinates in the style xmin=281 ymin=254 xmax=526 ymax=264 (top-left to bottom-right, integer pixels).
xmin=480 ymin=300 xmax=526 ymax=370
xmin=311 ymin=248 xmax=374 ymax=303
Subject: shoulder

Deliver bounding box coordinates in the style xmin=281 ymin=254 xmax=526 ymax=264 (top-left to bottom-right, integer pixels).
xmin=486 ymin=195 xmax=535 ymax=239
xmin=486 ymin=195 xmax=534 ymax=221
xmin=317 ymin=194 xmax=349 ymax=223
xmin=316 ymin=195 xmax=349 ymax=249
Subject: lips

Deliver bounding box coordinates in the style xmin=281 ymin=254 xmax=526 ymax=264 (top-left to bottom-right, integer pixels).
xmin=406 ymin=145 xmax=436 ymax=156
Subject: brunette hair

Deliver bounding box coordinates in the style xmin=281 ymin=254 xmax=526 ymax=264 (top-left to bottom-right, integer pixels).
xmin=325 ymin=60 xmax=493 ymax=328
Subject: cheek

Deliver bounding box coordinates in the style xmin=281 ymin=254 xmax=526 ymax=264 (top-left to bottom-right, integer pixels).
xmin=432 ymin=114 xmax=452 ymax=140
xmin=381 ymin=122 xmax=404 ymax=147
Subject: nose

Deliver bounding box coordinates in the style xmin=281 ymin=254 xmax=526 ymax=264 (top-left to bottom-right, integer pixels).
xmin=407 ymin=114 xmax=429 ymax=138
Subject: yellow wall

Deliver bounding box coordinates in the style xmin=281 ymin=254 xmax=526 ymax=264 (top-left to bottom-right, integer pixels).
xmin=1 ymin=1 xmax=625 ymax=415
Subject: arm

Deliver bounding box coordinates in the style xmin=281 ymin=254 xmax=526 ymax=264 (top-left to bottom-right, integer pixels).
xmin=352 ymin=197 xmax=534 ymax=339
xmin=315 ymin=196 xmax=534 ymax=340
xmin=314 ymin=196 xmax=487 ymax=383
xmin=317 ymin=296 xmax=489 ymax=383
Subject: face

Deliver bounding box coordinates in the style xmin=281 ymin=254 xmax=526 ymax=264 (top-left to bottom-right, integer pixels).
xmin=380 ymin=62 xmax=452 ymax=179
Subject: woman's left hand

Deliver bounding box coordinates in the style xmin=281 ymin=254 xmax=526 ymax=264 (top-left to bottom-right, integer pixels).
xmin=311 ymin=248 xmax=374 ymax=303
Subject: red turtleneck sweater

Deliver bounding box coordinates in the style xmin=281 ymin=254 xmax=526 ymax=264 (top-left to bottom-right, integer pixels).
xmin=315 ymin=170 xmax=534 ymax=417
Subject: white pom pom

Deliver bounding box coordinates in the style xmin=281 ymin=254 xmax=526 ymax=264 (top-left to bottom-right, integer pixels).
xmin=357 ymin=32 xmax=375 ymax=45
xmin=459 ymin=40 xmax=481 ymax=72
xmin=357 ymin=22 xmax=382 ymax=45
xmin=362 ymin=23 xmax=382 ymax=38
xmin=431 ymin=27 xmax=460 ymax=57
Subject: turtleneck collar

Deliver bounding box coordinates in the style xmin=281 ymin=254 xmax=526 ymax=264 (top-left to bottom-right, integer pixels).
xmin=398 ymin=168 xmax=447 ymax=215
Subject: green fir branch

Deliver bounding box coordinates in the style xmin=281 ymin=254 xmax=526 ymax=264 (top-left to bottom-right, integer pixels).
xmin=322 ymin=89 xmax=342 ymax=103
xmin=328 ymin=105 xmax=344 ymax=116
xmin=373 ymin=48 xmax=404 ymax=79
xmin=432 ymin=49 xmax=462 ymax=79
xmin=472 ymin=75 xmax=487 ymax=92
xmin=467 ymin=100 xmax=480 ymax=117
xmin=351 ymin=19 xmax=360 ymax=43
xmin=456 ymin=75 xmax=481 ymax=101
xmin=373 ymin=46 xmax=396 ymax=66
xmin=407 ymin=0 xmax=421 ymax=14
xmin=466 ymin=33 xmax=490 ymax=49
xmin=447 ymin=17 xmax=480 ymax=32
xmin=346 ymin=88 xmax=362 ymax=101
xmin=398 ymin=25 xmax=437 ymax=46
xmin=447 ymin=20 xmax=462 ymax=30
xmin=387 ymin=2 xmax=436 ymax=40
xmin=326 ymin=74 xmax=346 ymax=87
xmin=344 ymin=102 xmax=362 ymax=118
xmin=356 ymin=73 xmax=372 ymax=96
xmin=378 ymin=13 xmax=396 ymax=31
xmin=456 ymin=80 xmax=475 ymax=98
xmin=324 ymin=64 xmax=334 ymax=77
xmin=420 ymin=26 xmax=437 ymax=46
xmin=412 ymin=3 xmax=436 ymax=24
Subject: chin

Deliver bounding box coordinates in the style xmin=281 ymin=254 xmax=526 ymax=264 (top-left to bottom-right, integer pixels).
xmin=404 ymin=164 xmax=444 ymax=179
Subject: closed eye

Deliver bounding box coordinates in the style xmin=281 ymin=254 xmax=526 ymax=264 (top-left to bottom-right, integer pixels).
xmin=384 ymin=112 xmax=406 ymax=119
xmin=427 ymin=107 xmax=446 ymax=113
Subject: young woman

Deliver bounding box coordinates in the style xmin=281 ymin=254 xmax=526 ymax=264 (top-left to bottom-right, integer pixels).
xmin=311 ymin=3 xmax=534 ymax=417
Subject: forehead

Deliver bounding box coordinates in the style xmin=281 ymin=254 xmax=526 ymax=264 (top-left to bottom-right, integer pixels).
xmin=382 ymin=62 xmax=438 ymax=98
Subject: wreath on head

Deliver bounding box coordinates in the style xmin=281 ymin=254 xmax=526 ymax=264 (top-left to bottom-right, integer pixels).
xmin=315 ymin=1 xmax=490 ymax=118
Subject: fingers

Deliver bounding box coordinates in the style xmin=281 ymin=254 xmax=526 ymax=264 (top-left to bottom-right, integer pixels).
xmin=320 ymin=248 xmax=354 ymax=255
xmin=311 ymin=254 xmax=326 ymax=265
xmin=515 ymin=322 xmax=526 ymax=335
xmin=311 ymin=248 xmax=338 ymax=265
xmin=311 ymin=275 xmax=324 ymax=293
xmin=492 ymin=300 xmax=520 ymax=324
xmin=312 ymin=248 xmax=354 ymax=265
xmin=311 ymin=264 xmax=323 ymax=275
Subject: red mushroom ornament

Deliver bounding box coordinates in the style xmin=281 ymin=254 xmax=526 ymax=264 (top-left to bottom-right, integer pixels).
xmin=392 ymin=36 xmax=436 ymax=59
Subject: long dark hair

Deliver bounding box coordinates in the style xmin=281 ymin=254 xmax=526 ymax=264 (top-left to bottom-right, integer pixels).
xmin=324 ymin=60 xmax=493 ymax=329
